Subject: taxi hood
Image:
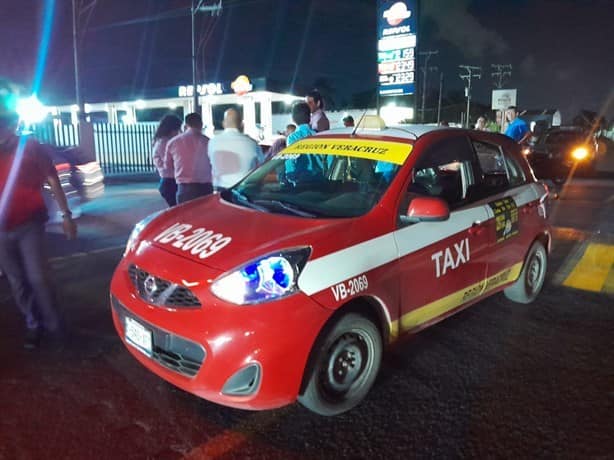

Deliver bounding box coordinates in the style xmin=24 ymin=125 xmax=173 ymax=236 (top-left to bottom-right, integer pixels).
xmin=141 ymin=194 xmax=357 ymax=271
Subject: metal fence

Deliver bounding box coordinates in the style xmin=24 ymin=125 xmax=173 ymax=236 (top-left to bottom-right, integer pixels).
xmin=31 ymin=122 xmax=80 ymax=147
xmin=93 ymin=123 xmax=157 ymax=175
xmin=31 ymin=122 xmax=157 ymax=175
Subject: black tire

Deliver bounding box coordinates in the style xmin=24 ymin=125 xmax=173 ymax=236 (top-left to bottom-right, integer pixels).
xmin=504 ymin=240 xmax=547 ymax=304
xmin=298 ymin=313 xmax=382 ymax=416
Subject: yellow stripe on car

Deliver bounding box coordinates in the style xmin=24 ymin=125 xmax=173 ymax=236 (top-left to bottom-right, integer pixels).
xmin=389 ymin=263 xmax=523 ymax=340
xmin=282 ymin=138 xmax=413 ymax=165
xmin=563 ymin=243 xmax=614 ymax=293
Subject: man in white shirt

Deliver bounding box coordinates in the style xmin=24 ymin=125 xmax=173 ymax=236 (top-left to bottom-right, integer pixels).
xmin=208 ymin=108 xmax=264 ymax=191
xmin=165 ymin=113 xmax=213 ymax=204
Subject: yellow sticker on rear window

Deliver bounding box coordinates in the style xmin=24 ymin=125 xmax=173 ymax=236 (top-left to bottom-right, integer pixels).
xmin=281 ymin=138 xmax=413 ymax=165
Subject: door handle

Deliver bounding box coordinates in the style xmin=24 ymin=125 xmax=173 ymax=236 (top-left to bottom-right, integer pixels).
xmin=468 ymin=221 xmax=485 ymax=236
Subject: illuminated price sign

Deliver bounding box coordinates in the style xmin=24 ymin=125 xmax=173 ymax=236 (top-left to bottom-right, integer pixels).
xmin=377 ymin=1 xmax=417 ymax=97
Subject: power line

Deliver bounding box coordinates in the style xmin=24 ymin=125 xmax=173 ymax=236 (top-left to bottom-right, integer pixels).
xmin=491 ymin=64 xmax=512 ymax=89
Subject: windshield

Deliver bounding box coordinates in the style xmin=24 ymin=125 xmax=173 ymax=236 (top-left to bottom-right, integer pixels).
xmin=543 ymin=131 xmax=586 ymax=148
xmin=223 ymin=138 xmax=412 ymax=218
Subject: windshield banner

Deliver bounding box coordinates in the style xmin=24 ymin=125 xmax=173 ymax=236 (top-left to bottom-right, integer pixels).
xmin=280 ymin=139 xmax=412 ymax=165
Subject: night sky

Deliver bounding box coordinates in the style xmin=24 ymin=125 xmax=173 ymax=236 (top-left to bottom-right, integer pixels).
xmin=2 ymin=0 xmax=613 ymax=122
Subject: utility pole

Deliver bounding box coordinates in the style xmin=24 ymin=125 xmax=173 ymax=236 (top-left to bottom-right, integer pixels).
xmin=191 ymin=0 xmax=222 ymax=114
xmin=437 ymin=72 xmax=443 ymax=124
xmin=459 ymin=65 xmax=481 ymax=128
xmin=491 ymin=64 xmax=512 ymax=89
xmin=419 ymin=50 xmax=438 ymax=123
xmin=72 ymin=0 xmax=84 ymax=118
xmin=72 ymin=0 xmax=97 ymax=120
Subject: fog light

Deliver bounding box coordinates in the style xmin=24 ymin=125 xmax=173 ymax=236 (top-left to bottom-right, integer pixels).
xmin=222 ymin=363 xmax=261 ymax=396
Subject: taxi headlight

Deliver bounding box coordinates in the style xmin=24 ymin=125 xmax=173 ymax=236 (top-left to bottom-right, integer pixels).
xmin=571 ymin=146 xmax=589 ymax=161
xmin=211 ymin=247 xmax=311 ymax=305
xmin=124 ymin=210 xmax=164 ymax=255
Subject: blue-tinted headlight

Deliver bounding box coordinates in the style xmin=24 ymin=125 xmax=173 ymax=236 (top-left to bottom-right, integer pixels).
xmin=211 ymin=247 xmax=311 ymax=305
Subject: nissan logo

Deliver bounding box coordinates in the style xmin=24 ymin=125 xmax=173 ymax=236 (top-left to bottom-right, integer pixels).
xmin=143 ymin=275 xmax=158 ymax=297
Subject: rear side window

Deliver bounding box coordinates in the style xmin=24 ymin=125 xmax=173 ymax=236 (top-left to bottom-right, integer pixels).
xmin=503 ymin=153 xmax=526 ymax=187
xmin=473 ymin=140 xmax=526 ymax=189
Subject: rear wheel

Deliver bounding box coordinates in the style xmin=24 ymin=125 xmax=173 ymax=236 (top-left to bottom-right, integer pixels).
xmin=299 ymin=313 xmax=382 ymax=416
xmin=504 ymin=241 xmax=547 ymax=304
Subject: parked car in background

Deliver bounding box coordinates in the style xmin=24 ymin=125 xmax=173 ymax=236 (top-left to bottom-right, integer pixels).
xmin=524 ymin=126 xmax=597 ymax=184
xmin=41 ymin=144 xmax=105 ymax=221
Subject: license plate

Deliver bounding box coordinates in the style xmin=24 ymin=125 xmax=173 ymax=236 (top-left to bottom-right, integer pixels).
xmin=125 ymin=316 xmax=153 ymax=357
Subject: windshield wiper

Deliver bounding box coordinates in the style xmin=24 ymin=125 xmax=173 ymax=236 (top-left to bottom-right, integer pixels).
xmin=253 ymin=199 xmax=319 ymax=217
xmin=230 ymin=189 xmax=268 ymax=211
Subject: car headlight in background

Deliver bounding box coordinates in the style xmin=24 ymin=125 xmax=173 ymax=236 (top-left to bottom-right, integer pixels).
xmin=124 ymin=210 xmax=164 ymax=255
xmin=571 ymin=146 xmax=589 ymax=161
xmin=211 ymin=247 xmax=311 ymax=305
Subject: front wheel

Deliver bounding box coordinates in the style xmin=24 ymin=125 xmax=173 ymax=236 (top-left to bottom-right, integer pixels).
xmin=299 ymin=313 xmax=382 ymax=416
xmin=504 ymin=240 xmax=547 ymax=304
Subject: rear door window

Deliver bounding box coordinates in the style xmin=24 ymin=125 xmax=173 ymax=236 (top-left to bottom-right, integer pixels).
xmin=472 ymin=140 xmax=526 ymax=191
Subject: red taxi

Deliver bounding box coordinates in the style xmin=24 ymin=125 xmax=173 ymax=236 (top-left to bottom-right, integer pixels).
xmin=110 ymin=119 xmax=551 ymax=416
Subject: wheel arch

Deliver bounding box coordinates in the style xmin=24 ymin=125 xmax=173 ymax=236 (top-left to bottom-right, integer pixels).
xmin=535 ymin=230 xmax=552 ymax=255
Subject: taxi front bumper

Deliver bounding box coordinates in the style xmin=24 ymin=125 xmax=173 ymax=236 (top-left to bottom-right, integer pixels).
xmin=110 ymin=254 xmax=332 ymax=411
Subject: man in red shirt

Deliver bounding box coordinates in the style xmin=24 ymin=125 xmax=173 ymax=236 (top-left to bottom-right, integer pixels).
xmin=0 ymin=81 xmax=77 ymax=349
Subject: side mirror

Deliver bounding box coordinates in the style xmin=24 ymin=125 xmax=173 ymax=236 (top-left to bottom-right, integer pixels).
xmin=406 ymin=197 xmax=450 ymax=223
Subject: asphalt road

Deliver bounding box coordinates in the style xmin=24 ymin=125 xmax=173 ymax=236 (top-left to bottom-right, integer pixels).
xmin=0 ymin=179 xmax=613 ymax=460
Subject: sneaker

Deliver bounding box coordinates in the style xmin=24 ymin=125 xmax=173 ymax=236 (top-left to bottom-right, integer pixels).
xmin=24 ymin=328 xmax=41 ymax=350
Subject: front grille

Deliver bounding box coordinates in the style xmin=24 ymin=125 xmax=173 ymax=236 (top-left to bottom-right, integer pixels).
xmin=111 ymin=296 xmax=206 ymax=378
xmin=128 ymin=264 xmax=201 ymax=308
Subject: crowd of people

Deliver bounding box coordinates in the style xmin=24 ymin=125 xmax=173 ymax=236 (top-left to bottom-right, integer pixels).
xmin=152 ymin=89 xmax=331 ymax=206
xmin=472 ymin=106 xmax=531 ymax=144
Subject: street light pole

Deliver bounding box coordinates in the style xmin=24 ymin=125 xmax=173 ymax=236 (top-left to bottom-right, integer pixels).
xmin=191 ymin=0 xmax=222 ymax=114
xmin=72 ymin=0 xmax=84 ymax=117
xmin=191 ymin=0 xmax=200 ymax=114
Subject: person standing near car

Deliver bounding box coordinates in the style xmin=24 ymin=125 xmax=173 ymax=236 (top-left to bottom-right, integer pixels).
xmin=342 ymin=115 xmax=355 ymax=128
xmin=152 ymin=114 xmax=182 ymax=206
xmin=504 ymin=106 xmax=531 ymax=143
xmin=305 ymin=89 xmax=330 ymax=132
xmin=285 ymin=102 xmax=325 ymax=183
xmin=0 ymin=79 xmax=77 ymax=349
xmin=165 ymin=112 xmax=213 ymax=204
xmin=208 ymin=107 xmax=264 ymax=192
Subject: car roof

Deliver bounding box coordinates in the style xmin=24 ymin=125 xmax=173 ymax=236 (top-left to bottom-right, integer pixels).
xmin=545 ymin=126 xmax=587 ymax=133
xmin=315 ymin=124 xmax=450 ymax=142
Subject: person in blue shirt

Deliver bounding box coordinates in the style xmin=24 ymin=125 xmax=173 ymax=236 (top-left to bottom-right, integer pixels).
xmin=284 ymin=102 xmax=326 ymax=184
xmin=504 ymin=106 xmax=530 ymax=143
xmin=287 ymin=102 xmax=316 ymax=146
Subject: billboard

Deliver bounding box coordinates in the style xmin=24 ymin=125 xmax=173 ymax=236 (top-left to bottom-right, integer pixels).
xmin=491 ymin=89 xmax=517 ymax=110
xmin=377 ymin=1 xmax=418 ymax=97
